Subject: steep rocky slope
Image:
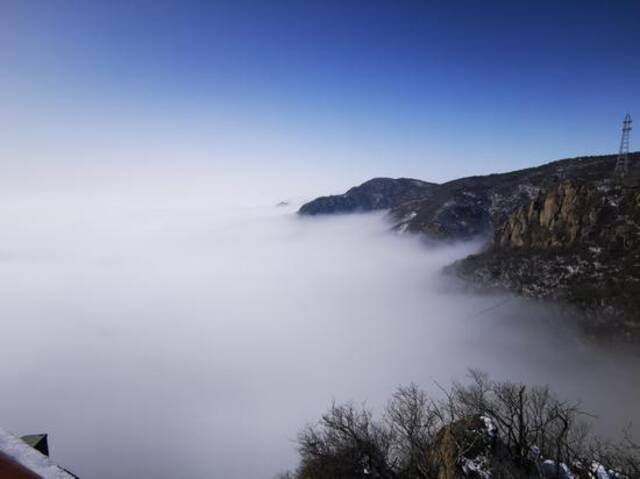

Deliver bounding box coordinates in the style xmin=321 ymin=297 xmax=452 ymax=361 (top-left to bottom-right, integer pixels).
xmin=300 ymin=155 xmax=636 ymax=238
xmin=299 ymin=153 xmax=640 ymax=342
xmin=453 ymin=176 xmax=640 ymax=342
xmin=389 ymin=154 xmax=635 ymax=239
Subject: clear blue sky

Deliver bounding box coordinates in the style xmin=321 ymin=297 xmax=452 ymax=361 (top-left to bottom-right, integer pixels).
xmin=2 ymin=0 xmax=639 ymax=188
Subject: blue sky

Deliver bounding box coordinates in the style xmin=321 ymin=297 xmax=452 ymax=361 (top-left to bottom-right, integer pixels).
xmin=2 ymin=1 xmax=640 ymax=190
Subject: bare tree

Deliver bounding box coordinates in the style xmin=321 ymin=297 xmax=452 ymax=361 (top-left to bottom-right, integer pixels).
xmin=291 ymin=372 xmax=639 ymax=479
xmin=385 ymin=383 xmax=441 ymax=478
xmin=449 ymin=369 xmax=592 ymax=471
xmin=297 ymin=402 xmax=397 ymax=479
xmin=588 ymin=426 xmax=640 ymax=478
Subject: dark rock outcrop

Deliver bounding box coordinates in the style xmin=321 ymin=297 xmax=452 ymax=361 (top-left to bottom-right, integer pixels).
xmin=433 ymin=416 xmax=496 ymax=479
xmin=452 ymin=177 xmax=640 ymax=342
xmin=298 ymin=178 xmax=438 ymax=215
xmin=431 ymin=415 xmax=545 ymax=479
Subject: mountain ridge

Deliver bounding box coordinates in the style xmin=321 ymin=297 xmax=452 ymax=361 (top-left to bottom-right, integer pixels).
xmin=298 ymin=177 xmax=438 ymax=215
xmin=298 ymin=152 xmax=640 ymax=343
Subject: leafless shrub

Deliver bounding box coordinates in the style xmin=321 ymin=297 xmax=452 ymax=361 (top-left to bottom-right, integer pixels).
xmin=587 ymin=426 xmax=640 ymax=478
xmin=449 ymin=369 xmax=591 ymax=469
xmin=296 ymin=402 xmax=397 ymax=478
xmin=289 ymin=371 xmax=639 ymax=479
xmin=384 ymin=383 xmax=442 ymax=478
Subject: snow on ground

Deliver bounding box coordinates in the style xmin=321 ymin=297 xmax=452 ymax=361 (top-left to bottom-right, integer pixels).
xmin=462 ymin=454 xmax=492 ymax=479
xmin=480 ymin=415 xmax=497 ymax=437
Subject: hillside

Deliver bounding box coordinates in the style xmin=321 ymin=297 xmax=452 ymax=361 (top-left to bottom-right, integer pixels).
xmin=451 ymin=175 xmax=640 ymax=342
xmin=299 ymin=178 xmax=438 ymax=215
xmin=298 ymin=153 xmax=640 ymax=342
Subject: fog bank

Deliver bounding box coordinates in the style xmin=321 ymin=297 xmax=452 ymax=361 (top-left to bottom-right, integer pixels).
xmin=0 ymin=186 xmax=638 ymax=478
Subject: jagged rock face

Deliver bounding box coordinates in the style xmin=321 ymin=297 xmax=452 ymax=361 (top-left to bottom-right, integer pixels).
xmin=300 ymin=154 xmax=637 ymax=238
xmin=495 ymin=180 xmax=627 ymax=250
xmin=298 ymin=178 xmax=437 ymax=215
xmin=391 ymin=154 xmax=635 ymax=240
xmin=453 ymin=177 xmax=640 ymax=342
xmin=299 ymin=153 xmax=640 ymax=341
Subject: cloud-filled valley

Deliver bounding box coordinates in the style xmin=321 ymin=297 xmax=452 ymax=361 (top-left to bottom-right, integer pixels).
xmin=0 ymin=185 xmax=638 ymax=478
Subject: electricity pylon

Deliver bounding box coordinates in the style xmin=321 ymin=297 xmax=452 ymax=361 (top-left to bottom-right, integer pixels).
xmin=615 ymin=113 xmax=632 ymax=177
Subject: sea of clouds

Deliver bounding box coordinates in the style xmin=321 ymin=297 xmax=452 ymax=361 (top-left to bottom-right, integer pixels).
xmin=0 ymin=180 xmax=638 ymax=478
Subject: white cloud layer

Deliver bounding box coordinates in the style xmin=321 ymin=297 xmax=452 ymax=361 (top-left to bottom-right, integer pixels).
xmin=0 ymin=180 xmax=638 ymax=478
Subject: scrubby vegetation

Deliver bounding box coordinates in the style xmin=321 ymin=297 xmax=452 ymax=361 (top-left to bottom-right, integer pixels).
xmin=280 ymin=371 xmax=639 ymax=478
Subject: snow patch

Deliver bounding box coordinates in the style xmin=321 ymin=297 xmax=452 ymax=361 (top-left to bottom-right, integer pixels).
xmin=542 ymin=459 xmax=575 ymax=479
xmin=590 ymin=462 xmax=610 ymax=479
xmin=462 ymin=454 xmax=492 ymax=478
xmin=404 ymin=211 xmax=417 ymax=222
xmin=480 ymin=415 xmax=497 ymax=437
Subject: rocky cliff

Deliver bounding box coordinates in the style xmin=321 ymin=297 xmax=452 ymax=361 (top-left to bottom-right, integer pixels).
xmin=299 ymin=153 xmax=640 ymax=342
xmin=300 ymin=154 xmax=636 ymax=239
xmin=453 ymin=177 xmax=640 ymax=342
xmin=388 ymin=154 xmax=636 ymax=239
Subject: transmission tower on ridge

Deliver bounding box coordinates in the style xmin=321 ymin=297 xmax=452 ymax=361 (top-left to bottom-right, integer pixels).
xmin=615 ymin=113 xmax=632 ymax=177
